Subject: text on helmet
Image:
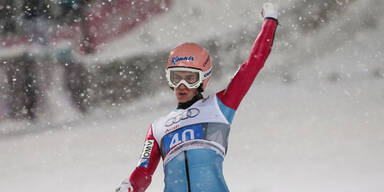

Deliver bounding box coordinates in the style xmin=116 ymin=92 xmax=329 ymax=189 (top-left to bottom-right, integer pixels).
xmin=171 ymin=56 xmax=195 ymax=65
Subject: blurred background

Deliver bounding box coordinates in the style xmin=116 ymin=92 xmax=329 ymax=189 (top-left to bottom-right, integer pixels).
xmin=0 ymin=0 xmax=383 ymax=191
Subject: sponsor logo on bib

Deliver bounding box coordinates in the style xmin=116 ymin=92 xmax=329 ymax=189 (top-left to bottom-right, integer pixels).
xmin=165 ymin=108 xmax=200 ymax=127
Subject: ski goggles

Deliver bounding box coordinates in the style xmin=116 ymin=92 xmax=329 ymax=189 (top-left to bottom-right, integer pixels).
xmin=165 ymin=67 xmax=211 ymax=89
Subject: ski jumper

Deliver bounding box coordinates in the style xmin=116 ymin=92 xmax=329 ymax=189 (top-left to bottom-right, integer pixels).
xmin=128 ymin=18 xmax=277 ymax=192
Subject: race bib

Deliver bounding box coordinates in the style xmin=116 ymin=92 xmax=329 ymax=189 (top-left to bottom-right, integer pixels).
xmin=163 ymin=124 xmax=203 ymax=154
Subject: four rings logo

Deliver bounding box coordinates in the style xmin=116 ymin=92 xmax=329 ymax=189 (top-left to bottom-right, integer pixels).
xmin=165 ymin=108 xmax=200 ymax=127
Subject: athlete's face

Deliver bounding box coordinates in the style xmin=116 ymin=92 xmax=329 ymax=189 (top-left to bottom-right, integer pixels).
xmin=174 ymin=83 xmax=199 ymax=103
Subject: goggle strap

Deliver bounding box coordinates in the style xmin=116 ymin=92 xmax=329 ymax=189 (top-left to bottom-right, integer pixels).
xmin=202 ymin=67 xmax=212 ymax=80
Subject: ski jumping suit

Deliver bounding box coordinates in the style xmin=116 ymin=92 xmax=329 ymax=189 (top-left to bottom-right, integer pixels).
xmin=129 ymin=18 xmax=277 ymax=192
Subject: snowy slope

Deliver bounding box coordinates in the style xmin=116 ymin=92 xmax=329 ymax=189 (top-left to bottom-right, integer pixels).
xmin=1 ymin=77 xmax=383 ymax=192
xmin=1 ymin=0 xmax=384 ymax=192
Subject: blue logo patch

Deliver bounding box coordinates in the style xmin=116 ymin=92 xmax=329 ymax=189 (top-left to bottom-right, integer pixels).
xmin=171 ymin=56 xmax=195 ymax=65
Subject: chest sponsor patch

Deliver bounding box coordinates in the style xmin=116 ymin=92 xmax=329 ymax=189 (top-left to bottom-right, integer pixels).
xmin=163 ymin=124 xmax=204 ymax=155
xmin=138 ymin=140 xmax=154 ymax=167
xmin=165 ymin=108 xmax=200 ymax=127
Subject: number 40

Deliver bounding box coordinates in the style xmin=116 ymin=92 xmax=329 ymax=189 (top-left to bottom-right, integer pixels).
xmin=170 ymin=129 xmax=195 ymax=148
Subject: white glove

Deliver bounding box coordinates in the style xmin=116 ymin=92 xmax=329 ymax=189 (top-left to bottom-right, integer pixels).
xmin=261 ymin=2 xmax=278 ymax=20
xmin=115 ymin=179 xmax=133 ymax=192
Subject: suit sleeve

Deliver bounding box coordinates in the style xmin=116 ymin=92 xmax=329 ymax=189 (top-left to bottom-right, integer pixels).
xmin=129 ymin=125 xmax=161 ymax=192
xmin=216 ymin=18 xmax=278 ymax=111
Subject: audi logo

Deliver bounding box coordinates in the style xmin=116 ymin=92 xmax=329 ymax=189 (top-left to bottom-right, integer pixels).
xmin=165 ymin=108 xmax=200 ymax=127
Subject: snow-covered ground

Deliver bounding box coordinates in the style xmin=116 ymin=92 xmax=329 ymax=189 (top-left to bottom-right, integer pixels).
xmin=1 ymin=0 xmax=384 ymax=191
xmin=1 ymin=76 xmax=383 ymax=192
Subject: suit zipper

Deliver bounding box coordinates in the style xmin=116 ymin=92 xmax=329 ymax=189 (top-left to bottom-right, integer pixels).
xmin=184 ymin=151 xmax=191 ymax=192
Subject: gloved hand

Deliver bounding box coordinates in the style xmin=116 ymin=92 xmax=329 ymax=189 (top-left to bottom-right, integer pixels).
xmin=261 ymin=2 xmax=278 ymax=20
xmin=115 ymin=179 xmax=134 ymax=192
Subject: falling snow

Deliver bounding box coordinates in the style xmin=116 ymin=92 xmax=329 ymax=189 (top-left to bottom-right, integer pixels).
xmin=0 ymin=0 xmax=384 ymax=192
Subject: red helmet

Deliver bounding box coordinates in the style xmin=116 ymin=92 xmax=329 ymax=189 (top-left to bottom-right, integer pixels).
xmin=166 ymin=42 xmax=212 ymax=91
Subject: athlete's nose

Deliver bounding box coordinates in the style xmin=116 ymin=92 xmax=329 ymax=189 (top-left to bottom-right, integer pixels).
xmin=178 ymin=83 xmax=188 ymax=89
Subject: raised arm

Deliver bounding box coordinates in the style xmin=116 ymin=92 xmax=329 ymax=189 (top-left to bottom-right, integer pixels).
xmin=116 ymin=125 xmax=161 ymax=192
xmin=216 ymin=4 xmax=278 ymax=111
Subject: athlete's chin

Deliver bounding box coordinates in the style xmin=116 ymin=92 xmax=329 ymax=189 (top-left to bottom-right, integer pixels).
xmin=177 ymin=97 xmax=190 ymax=103
xmin=176 ymin=95 xmax=193 ymax=103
